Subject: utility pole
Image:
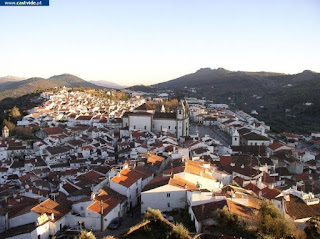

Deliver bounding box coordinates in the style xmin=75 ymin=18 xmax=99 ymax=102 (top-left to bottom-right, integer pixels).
xmin=100 ymin=200 xmax=104 ymax=232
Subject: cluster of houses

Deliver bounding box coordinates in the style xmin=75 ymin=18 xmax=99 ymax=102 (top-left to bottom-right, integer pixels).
xmin=0 ymin=90 xmax=319 ymax=238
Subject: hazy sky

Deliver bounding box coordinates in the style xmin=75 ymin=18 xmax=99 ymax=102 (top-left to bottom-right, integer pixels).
xmin=0 ymin=0 xmax=319 ymax=86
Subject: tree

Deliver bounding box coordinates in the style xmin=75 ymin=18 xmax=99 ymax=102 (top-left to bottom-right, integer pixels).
xmin=77 ymin=230 xmax=96 ymax=239
xmin=169 ymin=223 xmax=189 ymax=239
xmin=212 ymin=206 xmax=251 ymax=237
xmin=144 ymin=207 xmax=163 ymax=221
xmin=3 ymin=119 xmax=15 ymax=131
xmin=258 ymin=202 xmax=306 ymax=239
xmin=304 ymin=217 xmax=320 ymax=238
xmin=9 ymin=106 xmax=21 ymax=119
xmin=14 ymin=126 xmax=33 ymax=139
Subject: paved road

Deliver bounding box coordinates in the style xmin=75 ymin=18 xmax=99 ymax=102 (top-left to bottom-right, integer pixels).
xmin=190 ymin=124 xmax=231 ymax=147
xmin=95 ymin=207 xmax=142 ymax=239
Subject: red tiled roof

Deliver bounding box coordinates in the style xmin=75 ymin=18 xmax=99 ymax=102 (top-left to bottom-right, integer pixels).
xmin=226 ymin=199 xmax=258 ymax=219
xmin=192 ymin=200 xmax=227 ymax=221
xmin=133 ymin=167 xmax=154 ymax=179
xmin=285 ymin=195 xmax=320 ymax=219
xmin=82 ymin=145 xmax=94 ymax=150
xmin=220 ymin=155 xmax=232 ymax=166
xmin=112 ymin=168 xmax=142 ymax=188
xmin=32 ymin=199 xmax=71 ymax=222
xmin=168 ymin=175 xmax=197 ymax=190
xmin=43 ymin=127 xmax=66 ymax=135
xmin=261 ymin=187 xmax=281 ymax=200
xmin=81 ymin=170 xmax=103 ymax=182
xmin=268 ymin=142 xmax=285 ymax=150
xmin=76 ymin=115 xmax=93 ymax=120
xmin=147 ymin=153 xmax=165 ymax=164
xmin=142 ymin=174 xmax=170 ymax=192
xmin=243 ymin=182 xmax=260 ymax=195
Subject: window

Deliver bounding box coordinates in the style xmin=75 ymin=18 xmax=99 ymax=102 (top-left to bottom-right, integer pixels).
xmin=161 ymin=125 xmax=162 ymax=130
xmin=167 ymin=203 xmax=170 ymax=207
xmin=144 ymin=126 xmax=147 ymax=130
xmin=234 ymin=137 xmax=237 ymax=141
xmin=168 ymin=126 xmax=170 ymax=129
xmin=134 ymin=125 xmax=136 ymax=129
xmin=167 ymin=193 xmax=170 ymax=197
xmin=136 ymin=188 xmax=138 ymax=196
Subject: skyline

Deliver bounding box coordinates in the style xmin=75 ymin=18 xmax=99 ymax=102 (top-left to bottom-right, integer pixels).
xmin=0 ymin=0 xmax=320 ymax=86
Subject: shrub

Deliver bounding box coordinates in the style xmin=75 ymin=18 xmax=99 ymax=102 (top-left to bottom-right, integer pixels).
xmin=77 ymin=230 xmax=96 ymax=239
xmin=104 ymin=236 xmax=116 ymax=239
xmin=212 ymin=206 xmax=255 ymax=238
xmin=258 ymin=202 xmax=306 ymax=239
xmin=144 ymin=207 xmax=163 ymax=221
xmin=169 ymin=223 xmax=189 ymax=239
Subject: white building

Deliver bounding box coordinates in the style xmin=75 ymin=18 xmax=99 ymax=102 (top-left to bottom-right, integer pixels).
xmin=122 ymin=100 xmax=189 ymax=139
xmin=141 ymin=184 xmax=187 ymax=213
xmin=110 ymin=166 xmax=143 ymax=210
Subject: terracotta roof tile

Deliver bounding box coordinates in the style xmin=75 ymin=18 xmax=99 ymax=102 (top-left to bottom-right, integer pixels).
xmin=168 ymin=175 xmax=197 ymax=190
xmin=112 ymin=168 xmax=142 ymax=188
xmin=43 ymin=127 xmax=66 ymax=135
xmin=32 ymin=199 xmax=71 ymax=222
xmin=192 ymin=200 xmax=227 ymax=221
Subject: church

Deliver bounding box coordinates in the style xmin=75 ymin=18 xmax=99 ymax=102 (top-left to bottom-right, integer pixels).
xmin=122 ymin=100 xmax=189 ymax=138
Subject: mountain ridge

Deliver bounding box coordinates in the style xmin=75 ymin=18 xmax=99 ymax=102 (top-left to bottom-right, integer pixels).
xmin=90 ymin=80 xmax=126 ymax=89
xmin=128 ymin=67 xmax=320 ymax=133
xmin=0 ymin=73 xmax=101 ymax=101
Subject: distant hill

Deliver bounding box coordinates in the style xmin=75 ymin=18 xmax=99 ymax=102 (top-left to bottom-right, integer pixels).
xmin=90 ymin=80 xmax=126 ymax=89
xmin=0 ymin=76 xmax=25 ymax=83
xmin=153 ymin=67 xmax=287 ymax=90
xmin=126 ymin=84 xmax=158 ymax=92
xmin=0 ymin=74 xmax=101 ymax=100
xmin=130 ymin=67 xmax=320 ymax=134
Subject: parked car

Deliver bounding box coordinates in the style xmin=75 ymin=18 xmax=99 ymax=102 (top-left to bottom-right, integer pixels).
xmin=65 ymin=225 xmax=82 ymax=234
xmin=108 ymin=217 xmax=123 ymax=230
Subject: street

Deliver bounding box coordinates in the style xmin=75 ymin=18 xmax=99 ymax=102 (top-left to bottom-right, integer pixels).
xmin=94 ymin=207 xmax=142 ymax=239
xmin=190 ymin=124 xmax=231 ymax=147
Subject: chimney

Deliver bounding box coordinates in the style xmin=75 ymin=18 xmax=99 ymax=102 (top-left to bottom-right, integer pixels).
xmin=51 ymin=213 xmax=54 ymax=221
xmin=117 ymin=172 xmax=121 ymax=177
xmin=91 ymin=193 xmax=96 ymax=200
xmin=285 ymin=194 xmax=290 ymax=202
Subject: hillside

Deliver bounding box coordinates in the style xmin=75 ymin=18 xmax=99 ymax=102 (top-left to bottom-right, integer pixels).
xmin=127 ymin=84 xmax=158 ymax=93
xmin=130 ymin=68 xmax=320 ymax=134
xmin=0 ymin=74 xmax=101 ymax=100
xmin=90 ymin=80 xmax=126 ymax=89
xmin=0 ymin=76 xmax=25 ymax=83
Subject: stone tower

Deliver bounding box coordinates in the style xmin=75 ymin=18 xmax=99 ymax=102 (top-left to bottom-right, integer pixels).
xmin=232 ymin=129 xmax=240 ymax=146
xmin=176 ymin=101 xmax=189 ymax=139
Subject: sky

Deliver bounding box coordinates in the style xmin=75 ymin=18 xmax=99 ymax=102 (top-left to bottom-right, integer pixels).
xmin=0 ymin=0 xmax=319 ymax=86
